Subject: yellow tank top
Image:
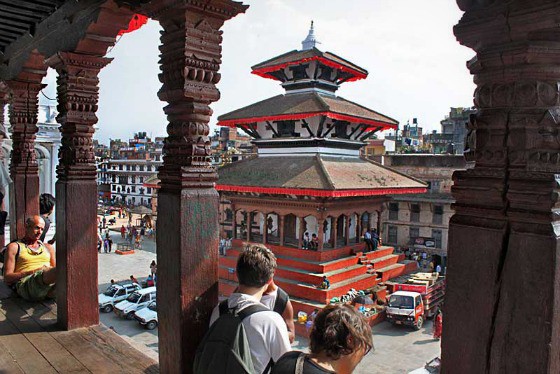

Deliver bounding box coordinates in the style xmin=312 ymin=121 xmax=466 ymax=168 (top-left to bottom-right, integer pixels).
xmin=14 ymin=242 xmax=51 ymax=273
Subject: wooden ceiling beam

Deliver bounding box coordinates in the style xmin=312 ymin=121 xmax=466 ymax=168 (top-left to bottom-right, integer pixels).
xmin=0 ymin=0 xmax=56 ymax=14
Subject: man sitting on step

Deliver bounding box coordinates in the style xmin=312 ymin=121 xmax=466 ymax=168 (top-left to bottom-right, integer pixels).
xmin=3 ymin=215 xmax=56 ymax=301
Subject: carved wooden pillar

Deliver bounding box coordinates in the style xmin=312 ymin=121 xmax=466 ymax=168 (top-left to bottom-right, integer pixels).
xmin=332 ymin=217 xmax=338 ymax=249
xmin=232 ymin=209 xmax=237 ymax=239
xmin=297 ymin=216 xmax=304 ymax=248
xmin=7 ymin=74 xmax=45 ymax=239
xmin=279 ymin=214 xmax=285 ymax=246
xmin=345 ymin=215 xmax=350 ymax=246
xmin=318 ymin=219 xmax=325 ymax=251
xmin=443 ymin=2 xmax=560 ymax=372
xmin=262 ymin=213 xmax=268 ymax=244
xmin=246 ymin=211 xmax=252 ymax=242
xmin=154 ymin=3 xmax=246 ymax=372
xmin=46 ymin=52 xmax=111 ymax=329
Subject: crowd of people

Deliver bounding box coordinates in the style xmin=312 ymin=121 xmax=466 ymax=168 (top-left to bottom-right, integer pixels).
xmin=194 ymin=244 xmax=374 ymax=374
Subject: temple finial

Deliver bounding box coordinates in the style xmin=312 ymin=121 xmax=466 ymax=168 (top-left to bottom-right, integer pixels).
xmin=301 ymin=21 xmax=320 ymax=50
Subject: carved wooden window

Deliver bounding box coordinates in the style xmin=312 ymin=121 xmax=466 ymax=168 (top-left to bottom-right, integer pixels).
xmin=410 ymin=204 xmax=420 ymax=222
xmin=388 ymin=225 xmax=398 ymax=244
xmin=433 ymin=205 xmax=443 ymax=225
xmin=289 ymin=64 xmax=309 ymax=80
xmin=147 ymin=187 xmax=152 ymax=194
xmin=409 ymin=227 xmax=419 ymax=244
xmin=432 ymin=229 xmax=442 ymax=248
xmin=389 ymin=203 xmax=399 ymax=221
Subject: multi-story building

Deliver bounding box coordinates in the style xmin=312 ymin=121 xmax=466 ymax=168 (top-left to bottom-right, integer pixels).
xmin=380 ymin=154 xmax=469 ymax=271
xmin=96 ymin=132 xmax=162 ymax=206
xmin=439 ymin=107 xmax=477 ymax=154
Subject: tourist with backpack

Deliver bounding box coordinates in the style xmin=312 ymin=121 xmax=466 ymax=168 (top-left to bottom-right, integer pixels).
xmin=194 ymin=244 xmax=290 ymax=374
xmin=261 ymin=279 xmax=295 ymax=343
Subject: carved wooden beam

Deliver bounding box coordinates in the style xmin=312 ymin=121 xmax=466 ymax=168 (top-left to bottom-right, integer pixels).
xmin=316 ymin=115 xmax=326 ymax=137
xmin=301 ymin=119 xmax=315 ymax=137
xmin=266 ymin=120 xmax=280 ymax=137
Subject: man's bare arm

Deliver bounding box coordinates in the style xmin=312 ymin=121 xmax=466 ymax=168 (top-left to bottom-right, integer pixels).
xmin=282 ymin=299 xmax=296 ymax=343
xmin=3 ymin=243 xmax=36 ymax=285
xmin=45 ymin=243 xmax=55 ymax=267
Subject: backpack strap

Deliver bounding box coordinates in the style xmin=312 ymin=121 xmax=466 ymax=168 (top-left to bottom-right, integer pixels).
xmin=237 ymin=303 xmax=269 ymax=320
xmin=273 ymin=287 xmax=289 ymax=315
xmin=295 ymin=352 xmax=306 ymax=374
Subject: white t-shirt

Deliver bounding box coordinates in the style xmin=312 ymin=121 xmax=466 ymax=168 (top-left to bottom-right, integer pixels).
xmin=210 ymin=293 xmax=291 ymax=374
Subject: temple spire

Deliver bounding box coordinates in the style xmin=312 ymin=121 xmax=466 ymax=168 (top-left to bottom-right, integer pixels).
xmin=301 ymin=21 xmax=319 ymax=50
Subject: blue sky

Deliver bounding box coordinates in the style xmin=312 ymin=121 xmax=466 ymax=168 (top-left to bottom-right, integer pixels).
xmin=40 ymin=0 xmax=475 ymax=144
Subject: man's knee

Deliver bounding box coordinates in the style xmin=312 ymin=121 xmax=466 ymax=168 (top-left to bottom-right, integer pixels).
xmin=42 ymin=266 xmax=56 ymax=285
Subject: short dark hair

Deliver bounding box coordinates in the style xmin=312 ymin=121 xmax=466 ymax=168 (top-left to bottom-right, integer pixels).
xmin=39 ymin=193 xmax=56 ymax=215
xmin=236 ymin=244 xmax=276 ymax=288
xmin=310 ymin=304 xmax=373 ymax=360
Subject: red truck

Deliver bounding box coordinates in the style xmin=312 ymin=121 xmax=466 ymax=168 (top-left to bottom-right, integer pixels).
xmin=385 ymin=275 xmax=445 ymax=330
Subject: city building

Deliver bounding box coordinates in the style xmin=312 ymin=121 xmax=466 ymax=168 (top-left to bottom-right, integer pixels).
xmin=438 ymin=106 xmax=476 ymax=154
xmin=215 ymin=25 xmax=426 ymax=317
xmin=380 ymin=154 xmax=469 ymax=270
xmin=97 ymin=132 xmax=162 ymax=206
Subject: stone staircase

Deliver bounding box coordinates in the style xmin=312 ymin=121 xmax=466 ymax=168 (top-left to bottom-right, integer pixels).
xmin=219 ymin=240 xmax=418 ymax=309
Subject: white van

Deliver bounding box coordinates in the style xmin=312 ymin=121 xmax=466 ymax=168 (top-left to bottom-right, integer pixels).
xmin=114 ymin=286 xmax=156 ymax=320
xmin=98 ymin=283 xmax=141 ymax=313
xmin=134 ymin=301 xmax=158 ymax=330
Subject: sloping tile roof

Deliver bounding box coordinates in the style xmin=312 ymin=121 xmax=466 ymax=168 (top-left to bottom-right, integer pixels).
xmin=217 ymin=91 xmax=398 ymax=129
xmin=217 ymin=155 xmax=426 ymax=197
xmin=251 ymin=47 xmax=368 ymax=77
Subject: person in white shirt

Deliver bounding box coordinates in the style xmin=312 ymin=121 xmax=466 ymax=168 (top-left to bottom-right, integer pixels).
xmin=210 ymin=244 xmax=291 ymax=373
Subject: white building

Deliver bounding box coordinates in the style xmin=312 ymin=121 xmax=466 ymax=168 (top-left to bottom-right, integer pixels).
xmin=105 ymin=159 xmax=161 ymax=206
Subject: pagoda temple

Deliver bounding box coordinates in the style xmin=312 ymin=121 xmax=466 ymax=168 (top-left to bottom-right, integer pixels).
xmin=217 ymin=24 xmax=426 ymax=324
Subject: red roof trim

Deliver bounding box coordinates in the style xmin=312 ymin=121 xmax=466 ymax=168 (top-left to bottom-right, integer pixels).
xmin=252 ymin=56 xmax=367 ymax=82
xmin=216 ymin=185 xmax=427 ymax=197
xmin=218 ymin=111 xmax=396 ymax=130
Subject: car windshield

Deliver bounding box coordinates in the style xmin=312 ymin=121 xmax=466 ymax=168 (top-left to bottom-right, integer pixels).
xmin=388 ymin=295 xmax=414 ymax=309
xmin=148 ymin=302 xmax=157 ymax=312
xmin=103 ymin=286 xmax=118 ymax=296
xmin=127 ymin=292 xmax=141 ymax=303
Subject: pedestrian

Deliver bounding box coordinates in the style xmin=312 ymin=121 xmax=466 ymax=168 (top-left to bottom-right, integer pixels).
xmin=39 ymin=193 xmax=56 ymax=244
xmin=130 ymin=275 xmax=139 ymax=284
xmin=102 ymin=216 xmax=106 ymax=229
xmin=150 ymin=260 xmax=157 ymax=277
xmin=436 ymin=264 xmax=442 ymax=274
xmin=311 ymin=234 xmax=319 ymax=250
xmin=107 ymin=236 xmax=113 ymax=253
xmin=272 ymin=304 xmax=373 ymax=374
xmin=364 ymin=229 xmax=373 ymax=252
xmin=196 ymin=244 xmax=290 ymax=374
xmin=120 ymin=225 xmax=126 ymax=239
xmin=103 ymin=237 xmax=110 ymax=253
xmin=371 ymin=229 xmax=379 ymax=251
xmin=319 ymin=275 xmax=330 ymax=289
xmin=219 ymin=237 xmax=226 ymax=256
xmin=302 ymin=232 xmax=310 ymax=250
xmin=433 ymin=309 xmax=443 ymax=340
xmin=110 ymin=279 xmax=115 ymax=285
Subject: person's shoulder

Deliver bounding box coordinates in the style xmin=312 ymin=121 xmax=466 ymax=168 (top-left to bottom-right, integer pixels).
xmin=6 ymin=241 xmax=20 ymax=253
xmin=271 ymin=351 xmax=303 ymax=373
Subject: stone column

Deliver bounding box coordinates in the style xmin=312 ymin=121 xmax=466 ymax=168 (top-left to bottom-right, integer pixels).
xmin=7 ymin=77 xmax=45 ymax=239
xmin=279 ymin=214 xmax=285 ymax=246
xmin=155 ymin=3 xmax=246 ymax=372
xmin=443 ymin=2 xmax=560 ymax=373
xmin=46 ymin=52 xmax=111 ymax=330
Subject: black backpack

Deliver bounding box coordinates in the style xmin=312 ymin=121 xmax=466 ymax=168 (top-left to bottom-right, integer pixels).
xmin=273 ymin=287 xmax=289 ymax=315
xmin=194 ymin=300 xmax=274 ymax=374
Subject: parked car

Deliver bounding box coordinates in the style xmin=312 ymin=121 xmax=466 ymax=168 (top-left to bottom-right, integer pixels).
xmin=98 ymin=283 xmax=141 ymax=313
xmin=134 ymin=301 xmax=158 ymax=330
xmin=114 ymin=286 xmax=157 ymax=320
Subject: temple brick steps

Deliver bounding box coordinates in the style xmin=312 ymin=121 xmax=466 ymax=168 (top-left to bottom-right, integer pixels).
xmin=219 ymin=243 xmax=418 ymax=305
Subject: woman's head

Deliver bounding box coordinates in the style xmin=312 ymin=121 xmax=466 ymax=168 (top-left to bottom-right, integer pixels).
xmin=151 ymin=260 xmax=156 ymax=266
xmin=39 ymin=193 xmax=56 ymax=216
xmin=310 ymin=304 xmax=373 ymax=364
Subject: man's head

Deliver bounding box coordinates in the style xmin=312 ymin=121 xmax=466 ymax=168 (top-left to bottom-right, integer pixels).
xmin=236 ymin=244 xmax=276 ymax=288
xmin=25 ymin=215 xmax=45 ymax=241
xmin=39 ymin=193 xmax=56 ymax=216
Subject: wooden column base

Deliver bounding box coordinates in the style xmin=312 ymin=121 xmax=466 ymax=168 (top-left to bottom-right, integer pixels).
xmin=10 ymin=174 xmax=40 ymax=240
xmin=157 ymin=188 xmax=219 ymax=373
xmin=56 ymin=180 xmax=98 ymax=330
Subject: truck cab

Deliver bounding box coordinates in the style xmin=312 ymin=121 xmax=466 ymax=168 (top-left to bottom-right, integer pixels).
xmin=386 ymin=291 xmax=425 ymax=330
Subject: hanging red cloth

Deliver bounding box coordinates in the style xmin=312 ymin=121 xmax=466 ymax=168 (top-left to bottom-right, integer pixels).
xmin=118 ymin=14 xmax=148 ymax=36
